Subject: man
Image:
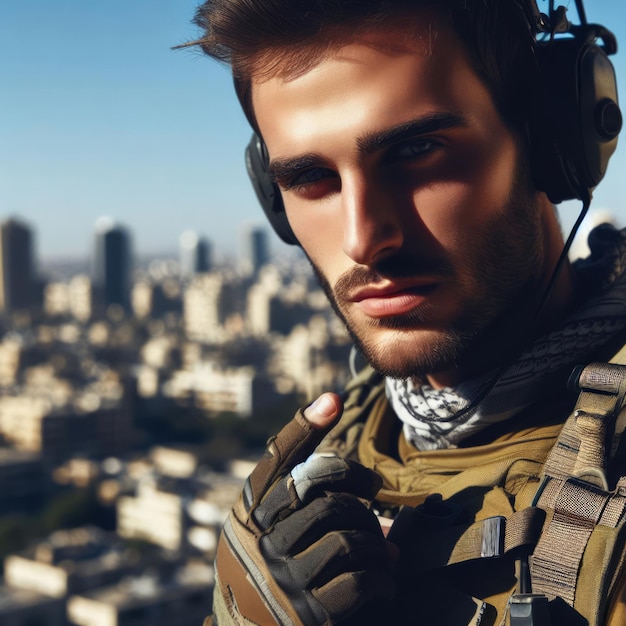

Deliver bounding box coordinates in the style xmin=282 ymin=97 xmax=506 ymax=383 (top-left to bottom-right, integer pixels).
xmin=185 ymin=0 xmax=626 ymax=623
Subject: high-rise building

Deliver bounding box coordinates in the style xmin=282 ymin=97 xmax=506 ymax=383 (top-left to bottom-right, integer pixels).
xmin=184 ymin=274 xmax=231 ymax=343
xmin=92 ymin=218 xmax=131 ymax=316
xmin=240 ymin=226 xmax=269 ymax=276
xmin=68 ymin=275 xmax=93 ymax=322
xmin=0 ymin=217 xmax=37 ymax=314
xmin=179 ymin=231 xmax=211 ymax=278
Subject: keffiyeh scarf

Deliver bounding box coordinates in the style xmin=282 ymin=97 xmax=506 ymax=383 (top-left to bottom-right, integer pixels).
xmin=386 ymin=224 xmax=626 ymax=451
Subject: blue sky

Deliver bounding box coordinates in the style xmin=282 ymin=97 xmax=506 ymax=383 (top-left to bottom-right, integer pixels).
xmin=2 ymin=1 xmax=626 ymax=262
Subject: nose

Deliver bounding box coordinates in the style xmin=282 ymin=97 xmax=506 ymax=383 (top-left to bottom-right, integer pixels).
xmin=341 ymin=176 xmax=404 ymax=265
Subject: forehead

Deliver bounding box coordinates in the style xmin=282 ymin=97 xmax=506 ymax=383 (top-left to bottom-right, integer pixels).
xmin=250 ymin=15 xmax=493 ymax=153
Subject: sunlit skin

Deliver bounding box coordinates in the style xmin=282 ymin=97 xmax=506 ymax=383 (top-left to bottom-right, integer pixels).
xmin=252 ymin=12 xmax=574 ymax=389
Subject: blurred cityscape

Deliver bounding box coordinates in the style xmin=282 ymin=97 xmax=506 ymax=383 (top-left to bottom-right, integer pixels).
xmin=0 ymin=214 xmax=354 ymax=625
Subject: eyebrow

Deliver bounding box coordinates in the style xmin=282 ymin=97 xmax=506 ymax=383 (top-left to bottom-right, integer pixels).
xmin=356 ymin=112 xmax=467 ymax=153
xmin=268 ymin=155 xmax=321 ymax=184
xmin=267 ymin=111 xmax=467 ymax=183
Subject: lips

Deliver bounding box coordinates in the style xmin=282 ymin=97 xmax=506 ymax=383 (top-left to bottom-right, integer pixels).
xmin=349 ymin=281 xmax=437 ymax=318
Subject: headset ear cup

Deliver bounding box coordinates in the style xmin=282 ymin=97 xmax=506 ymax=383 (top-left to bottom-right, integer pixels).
xmin=245 ymin=133 xmax=299 ymax=245
xmin=531 ymin=27 xmax=622 ymax=203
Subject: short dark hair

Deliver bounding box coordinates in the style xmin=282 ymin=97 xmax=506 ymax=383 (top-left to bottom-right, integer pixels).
xmin=190 ymin=0 xmax=538 ymax=135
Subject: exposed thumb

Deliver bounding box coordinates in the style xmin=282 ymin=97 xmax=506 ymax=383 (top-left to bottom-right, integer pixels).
xmin=302 ymin=392 xmax=343 ymax=430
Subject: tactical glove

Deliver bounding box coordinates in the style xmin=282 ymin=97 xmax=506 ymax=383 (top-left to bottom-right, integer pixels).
xmin=212 ymin=394 xmax=397 ymax=625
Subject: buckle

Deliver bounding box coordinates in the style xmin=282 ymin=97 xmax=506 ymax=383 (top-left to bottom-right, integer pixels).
xmin=481 ymin=516 xmax=505 ymax=558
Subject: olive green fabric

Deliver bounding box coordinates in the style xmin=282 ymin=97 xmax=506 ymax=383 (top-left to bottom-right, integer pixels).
xmin=317 ymin=355 xmax=626 ymax=624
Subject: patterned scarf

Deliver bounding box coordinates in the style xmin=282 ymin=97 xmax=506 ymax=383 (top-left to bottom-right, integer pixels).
xmin=386 ymin=224 xmax=626 ymax=451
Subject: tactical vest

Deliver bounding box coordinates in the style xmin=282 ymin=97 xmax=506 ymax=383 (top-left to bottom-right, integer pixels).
xmin=317 ymin=346 xmax=626 ymax=625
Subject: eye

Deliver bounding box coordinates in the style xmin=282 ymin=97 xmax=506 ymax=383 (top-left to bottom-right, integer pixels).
xmin=295 ymin=168 xmax=328 ymax=184
xmin=281 ymin=167 xmax=336 ymax=191
xmin=392 ymin=138 xmax=437 ymax=161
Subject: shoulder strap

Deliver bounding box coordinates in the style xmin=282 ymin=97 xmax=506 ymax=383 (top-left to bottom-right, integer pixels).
xmin=528 ymin=355 xmax=626 ymax=624
xmin=540 ymin=360 xmax=626 ymax=486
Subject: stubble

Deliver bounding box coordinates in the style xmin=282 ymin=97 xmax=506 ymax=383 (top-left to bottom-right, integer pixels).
xmin=307 ymin=173 xmax=545 ymax=381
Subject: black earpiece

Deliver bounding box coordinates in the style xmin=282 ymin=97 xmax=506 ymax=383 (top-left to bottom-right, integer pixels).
xmin=245 ymin=134 xmax=298 ymax=244
xmin=244 ymin=0 xmax=621 ymax=244
xmin=530 ymin=14 xmax=622 ymax=203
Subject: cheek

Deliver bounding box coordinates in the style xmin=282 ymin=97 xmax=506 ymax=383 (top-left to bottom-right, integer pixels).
xmin=287 ymin=204 xmax=348 ymax=276
xmin=414 ymin=161 xmax=517 ymax=250
xmin=409 ymin=183 xmax=477 ymax=245
xmin=287 ymin=203 xmax=335 ymax=248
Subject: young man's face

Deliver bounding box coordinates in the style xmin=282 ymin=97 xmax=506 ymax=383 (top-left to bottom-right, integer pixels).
xmin=252 ymin=15 xmax=553 ymax=386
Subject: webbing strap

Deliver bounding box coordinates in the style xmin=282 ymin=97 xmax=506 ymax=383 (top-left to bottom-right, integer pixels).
xmin=504 ymin=507 xmax=548 ymax=556
xmin=531 ymin=479 xmax=609 ymax=605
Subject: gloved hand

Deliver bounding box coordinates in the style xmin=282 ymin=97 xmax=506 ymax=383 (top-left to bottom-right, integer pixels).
xmin=212 ymin=393 xmax=397 ymax=625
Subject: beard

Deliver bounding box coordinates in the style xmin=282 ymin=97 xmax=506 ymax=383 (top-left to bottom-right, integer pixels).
xmin=307 ymin=170 xmax=545 ymax=381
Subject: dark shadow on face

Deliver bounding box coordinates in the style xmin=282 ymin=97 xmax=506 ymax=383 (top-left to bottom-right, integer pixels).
xmin=304 ymin=160 xmax=544 ymax=382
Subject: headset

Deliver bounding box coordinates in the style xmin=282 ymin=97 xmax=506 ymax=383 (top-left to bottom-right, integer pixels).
xmin=244 ymin=0 xmax=622 ymax=246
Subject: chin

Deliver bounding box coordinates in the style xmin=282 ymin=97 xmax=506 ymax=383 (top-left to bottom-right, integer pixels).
xmin=350 ymin=326 xmax=476 ymax=381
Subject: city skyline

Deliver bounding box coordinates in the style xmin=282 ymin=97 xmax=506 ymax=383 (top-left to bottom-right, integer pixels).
xmin=3 ymin=0 xmax=626 ymax=261
xmin=0 ymin=215 xmax=279 ymax=286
